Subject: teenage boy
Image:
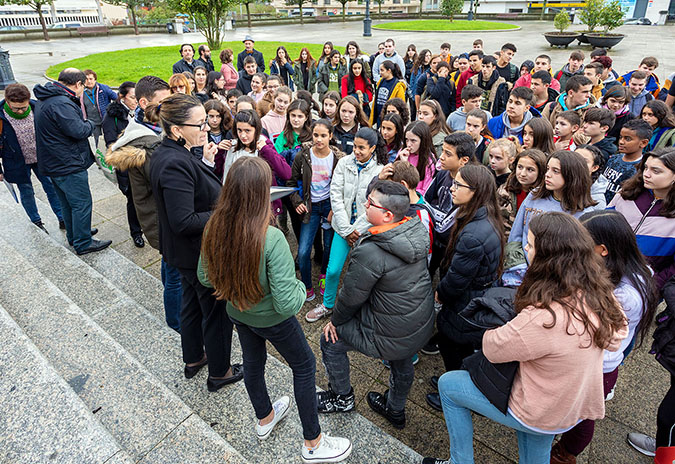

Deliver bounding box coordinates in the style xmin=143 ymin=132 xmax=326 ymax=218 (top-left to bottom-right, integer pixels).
xmin=426 ymin=61 xmax=456 ymax=118
xmin=553 ymin=111 xmax=583 ymax=151
xmin=172 ymin=44 xmax=196 ymax=74
xmin=542 ymin=74 xmax=594 ymax=127
xmin=554 ymin=50 xmax=585 ymax=91
xmin=236 ymin=56 xmax=258 ymax=94
xmin=626 ymin=70 xmax=655 ymax=117
xmin=514 ymin=54 xmax=561 ymax=91
xmin=446 ymin=84 xmax=490 ymax=131
xmin=317 ymin=180 xmax=434 ymax=429
xmin=594 ymin=55 xmax=620 ymax=93
xmin=495 ymin=43 xmax=518 ymax=84
xmin=584 ymin=62 xmax=605 ymax=101
xmin=440 ymin=43 xmax=452 ymax=63
xmin=619 ymin=56 xmax=661 ymax=98
xmin=455 ymin=49 xmax=484 ymax=108
xmin=469 ymin=55 xmax=509 ymax=115
xmin=373 ymin=38 xmax=406 ymax=82
xmin=581 ymin=107 xmax=617 ymax=161
xmin=487 ymin=86 xmax=534 ymax=143
xmin=602 ymin=118 xmax=652 ymax=204
xmin=237 ymin=35 xmax=265 ymax=73
xmin=530 ymin=70 xmax=559 ymax=113
xmin=472 ymin=39 xmax=483 ymax=50
xmin=465 ymin=109 xmax=492 ymax=164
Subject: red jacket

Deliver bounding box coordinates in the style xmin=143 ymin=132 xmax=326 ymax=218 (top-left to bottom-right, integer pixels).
xmin=341 ymin=75 xmax=373 ymax=104
xmin=455 ymin=68 xmax=479 ymax=108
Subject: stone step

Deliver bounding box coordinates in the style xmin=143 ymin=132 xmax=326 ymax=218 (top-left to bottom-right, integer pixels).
xmin=0 ymin=233 xmax=248 ymax=464
xmin=0 ymin=178 xmax=422 ymax=463
xmin=0 ymin=302 xmax=133 ymax=464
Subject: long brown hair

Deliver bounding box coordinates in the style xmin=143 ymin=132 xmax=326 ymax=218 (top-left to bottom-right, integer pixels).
xmin=533 ymin=150 xmax=596 ymax=213
xmin=202 ymin=157 xmax=272 ymax=310
xmin=442 ymin=164 xmax=505 ymax=274
xmin=516 ymin=212 xmax=626 ymax=349
xmin=333 ymin=95 xmax=370 ymax=129
xmin=419 ymin=100 xmax=452 ymax=137
xmin=620 ymin=148 xmax=675 ymax=217
xmin=505 ymin=148 xmax=548 ymax=195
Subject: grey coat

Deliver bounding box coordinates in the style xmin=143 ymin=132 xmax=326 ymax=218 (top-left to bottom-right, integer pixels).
xmin=332 ymin=216 xmax=435 ymax=361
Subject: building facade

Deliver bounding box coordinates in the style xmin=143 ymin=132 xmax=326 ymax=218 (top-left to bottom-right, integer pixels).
xmin=0 ymin=0 xmax=127 ymax=28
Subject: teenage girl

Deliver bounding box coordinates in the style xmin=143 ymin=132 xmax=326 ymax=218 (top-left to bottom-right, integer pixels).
xmin=410 ymin=49 xmax=432 ymax=117
xmin=316 ymin=41 xmax=334 ymax=78
xmin=261 ymin=86 xmax=292 ymax=142
xmin=223 ymin=109 xmax=291 ymax=216
xmin=522 ymin=118 xmax=555 ymax=154
xmin=248 ymin=72 xmax=267 ymax=103
xmin=550 ymin=209 xmax=658 ymax=463
xmin=204 ymin=99 xmax=233 ymax=181
xmin=333 ymin=96 xmax=370 ymax=156
xmin=288 ymin=119 xmax=343 ymax=301
xmin=306 ymin=127 xmax=388 ymax=323
xmin=382 ymin=98 xmax=410 ymax=126
xmin=641 ymin=100 xmax=675 ymax=150
xmin=371 ymin=60 xmax=407 ymax=127
xmin=497 ymin=148 xmax=547 ymax=237
xmin=320 ymin=91 xmax=340 ymax=121
xmin=341 ymin=59 xmax=373 ymax=117
xmin=269 ymin=46 xmax=295 ymax=90
xmin=380 ymin=113 xmax=405 ymax=163
xmin=417 ymin=99 xmax=452 ymax=158
xmin=487 ymin=137 xmax=520 ymax=187
xmin=293 ymin=48 xmax=317 ymax=94
xmin=464 ymin=108 xmax=493 ymax=164
xmin=295 ymin=90 xmax=322 ymax=121
xmin=198 ymin=157 xmax=352 ymax=463
xmin=602 ymin=85 xmax=635 ymax=146
xmin=397 ymin=121 xmax=437 ymax=195
xmin=576 ymin=144 xmax=609 ymax=210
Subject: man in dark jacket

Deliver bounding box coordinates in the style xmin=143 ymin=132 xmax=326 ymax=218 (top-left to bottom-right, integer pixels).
xmin=194 ymin=44 xmax=215 ymax=72
xmin=33 ymin=68 xmax=111 ymax=255
xmin=172 ymin=44 xmax=197 ymax=74
xmin=236 ymin=56 xmax=258 ymax=94
xmin=0 ymin=83 xmax=63 ymax=232
xmin=237 ymin=35 xmax=265 ymax=73
xmin=317 ymin=180 xmax=434 ymax=429
xmin=81 ymin=69 xmax=118 ymax=143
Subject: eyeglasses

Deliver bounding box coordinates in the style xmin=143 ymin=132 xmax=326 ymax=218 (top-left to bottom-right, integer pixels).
xmin=365 ymin=196 xmax=391 ymax=213
xmin=171 ymin=85 xmax=186 ymax=91
xmin=451 ymin=181 xmax=475 ymax=191
xmin=182 ymin=121 xmax=209 ymax=131
xmin=8 ymin=104 xmax=29 ymax=112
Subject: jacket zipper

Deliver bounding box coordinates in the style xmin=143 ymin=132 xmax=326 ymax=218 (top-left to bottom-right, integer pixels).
xmin=633 ymin=197 xmax=658 ymax=234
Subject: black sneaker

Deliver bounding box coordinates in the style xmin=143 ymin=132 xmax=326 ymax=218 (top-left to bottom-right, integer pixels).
xmin=317 ymin=385 xmax=355 ymax=413
xmin=421 ymin=458 xmax=450 ymax=464
xmin=426 ymin=392 xmax=443 ymax=412
xmin=59 ymin=219 xmax=66 ymax=230
xmin=429 ymin=375 xmax=439 ymax=391
xmin=366 ymin=389 xmax=405 ymax=429
xmin=33 ymin=221 xmax=49 ymax=234
xmin=421 ymin=341 xmax=440 ymax=355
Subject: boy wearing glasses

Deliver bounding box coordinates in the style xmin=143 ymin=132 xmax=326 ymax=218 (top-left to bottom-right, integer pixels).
xmin=316 ymin=180 xmax=434 ymax=430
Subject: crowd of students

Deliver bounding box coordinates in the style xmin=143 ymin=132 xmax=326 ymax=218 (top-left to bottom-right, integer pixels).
xmin=2 ymin=34 xmax=675 ymax=464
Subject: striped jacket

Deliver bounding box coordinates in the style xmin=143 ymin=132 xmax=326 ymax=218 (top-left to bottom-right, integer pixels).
xmin=609 ymin=189 xmax=675 ymax=290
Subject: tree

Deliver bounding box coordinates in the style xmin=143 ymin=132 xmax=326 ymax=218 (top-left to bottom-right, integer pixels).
xmin=553 ymin=8 xmax=570 ymax=32
xmin=285 ymin=0 xmax=312 ymax=24
xmin=109 ymin=0 xmax=152 ymax=35
xmin=335 ymin=0 xmax=348 ymax=21
xmin=0 ymin=0 xmax=50 ymax=40
xmin=373 ymin=0 xmax=384 ymax=14
xmin=239 ymin=0 xmax=254 ymax=28
xmin=599 ymin=0 xmax=624 ymax=33
xmin=579 ymin=0 xmax=604 ymax=31
xmin=440 ymin=0 xmax=463 ymax=21
xmin=170 ymin=0 xmax=236 ymax=49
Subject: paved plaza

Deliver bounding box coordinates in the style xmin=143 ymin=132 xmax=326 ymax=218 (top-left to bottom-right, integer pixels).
xmin=2 ymin=19 xmax=674 ymax=463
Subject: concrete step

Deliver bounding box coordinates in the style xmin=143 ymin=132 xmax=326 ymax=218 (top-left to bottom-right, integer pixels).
xmin=0 ymin=175 xmax=422 ymax=463
xmin=0 ymin=302 xmax=133 ymax=464
xmin=0 ymin=232 xmax=248 ymax=464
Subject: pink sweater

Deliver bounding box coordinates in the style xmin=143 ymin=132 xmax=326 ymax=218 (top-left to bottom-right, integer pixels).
xmin=220 ymin=63 xmax=238 ymax=90
xmin=483 ymin=301 xmax=627 ymax=431
xmin=261 ymin=111 xmax=286 ymax=142
xmin=407 ymin=152 xmax=436 ymax=195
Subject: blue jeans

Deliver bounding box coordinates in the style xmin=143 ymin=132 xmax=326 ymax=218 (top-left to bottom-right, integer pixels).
xmin=16 ymin=163 xmax=63 ymax=224
xmin=297 ymin=199 xmax=334 ymax=289
xmin=322 ymin=233 xmax=352 ymax=309
xmin=439 ymin=370 xmax=555 ymax=464
xmin=51 ymin=170 xmax=93 ymax=252
xmin=233 ymin=316 xmax=320 ymax=441
xmin=161 ymin=258 xmax=182 ymax=332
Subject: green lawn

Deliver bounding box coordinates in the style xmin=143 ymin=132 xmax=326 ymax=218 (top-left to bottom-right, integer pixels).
xmin=46 ymin=41 xmax=343 ymax=87
xmin=373 ymin=19 xmax=519 ymax=31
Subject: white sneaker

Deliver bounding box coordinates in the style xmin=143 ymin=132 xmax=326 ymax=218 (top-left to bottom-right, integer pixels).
xmin=302 ymin=434 xmax=352 ymax=463
xmin=255 ymin=396 xmax=291 ymax=440
xmin=605 ymin=386 xmax=615 ymax=401
xmin=306 ymin=303 xmax=332 ymax=323
xmin=627 ymin=432 xmax=656 ymax=457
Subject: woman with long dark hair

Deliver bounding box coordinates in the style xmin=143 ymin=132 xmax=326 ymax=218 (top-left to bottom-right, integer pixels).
xmin=148 ymin=93 xmax=243 ymax=391
xmin=293 ymin=47 xmax=317 ymax=93
xmin=396 ymin=120 xmax=436 ymax=194
xmin=522 ymin=117 xmax=555 ymax=154
xmin=370 ymin=60 xmax=406 ymax=127
xmin=341 ymin=59 xmax=373 ymax=117
xmin=409 ymin=49 xmax=431 ymax=118
xmin=380 ymin=113 xmax=405 ymax=162
xmin=425 ymin=212 xmax=628 ymax=464
xmin=641 ymin=100 xmax=675 ymax=150
xmin=205 ymin=71 xmax=226 ymax=102
xmin=198 ymin=157 xmax=352 ymax=462
xmin=270 ymin=46 xmax=296 ymax=90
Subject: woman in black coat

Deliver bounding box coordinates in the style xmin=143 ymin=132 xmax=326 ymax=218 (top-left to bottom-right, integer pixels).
xmin=149 ymin=93 xmax=243 ymax=391
xmin=427 ymin=164 xmax=504 ymax=410
xmin=101 ymin=81 xmax=145 ymax=248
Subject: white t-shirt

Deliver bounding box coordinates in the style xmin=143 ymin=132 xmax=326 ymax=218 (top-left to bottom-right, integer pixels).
xmin=310 ymin=148 xmax=334 ymax=202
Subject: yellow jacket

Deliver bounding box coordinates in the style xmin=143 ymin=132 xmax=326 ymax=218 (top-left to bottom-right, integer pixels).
xmin=369 ymin=79 xmax=407 ymax=126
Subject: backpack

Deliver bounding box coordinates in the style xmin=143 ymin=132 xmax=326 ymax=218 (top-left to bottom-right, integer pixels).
xmin=420 ymin=76 xmax=438 ymax=102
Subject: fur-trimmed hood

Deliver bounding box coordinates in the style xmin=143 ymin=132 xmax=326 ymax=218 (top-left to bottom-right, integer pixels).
xmin=105 ymin=100 xmax=132 ymax=121
xmin=105 ymin=118 xmax=161 ymax=170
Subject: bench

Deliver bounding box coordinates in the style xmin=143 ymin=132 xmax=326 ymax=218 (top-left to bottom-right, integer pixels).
xmin=496 ymin=13 xmax=519 ymax=19
xmin=391 ymin=13 xmax=410 ymax=18
xmin=316 ymin=15 xmax=331 ymax=22
xmin=77 ymin=26 xmax=109 ymax=36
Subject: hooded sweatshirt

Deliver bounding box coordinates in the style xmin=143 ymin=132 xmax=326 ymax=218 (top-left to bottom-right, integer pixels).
xmin=488 ymin=110 xmax=533 ymax=143
xmin=261 ymin=110 xmax=286 ymax=142
xmin=554 ymin=63 xmax=584 ymax=92
xmin=628 ymin=88 xmax=654 ymax=117
xmin=592 ymin=136 xmax=618 ymax=162
xmin=542 ymin=92 xmax=595 ymax=127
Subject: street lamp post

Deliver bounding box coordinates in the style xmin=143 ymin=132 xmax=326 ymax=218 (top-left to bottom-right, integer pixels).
xmin=364 ymin=0 xmax=372 ymax=36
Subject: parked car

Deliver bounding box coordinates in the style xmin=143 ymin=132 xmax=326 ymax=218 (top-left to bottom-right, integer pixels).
xmin=0 ymin=25 xmax=27 ymax=31
xmin=165 ymin=22 xmax=192 ymax=33
xmin=48 ymin=21 xmax=84 ymax=29
xmin=623 ymin=17 xmax=652 ymax=25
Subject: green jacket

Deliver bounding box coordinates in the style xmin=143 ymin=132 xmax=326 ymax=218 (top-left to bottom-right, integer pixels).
xmin=197 ymin=226 xmax=305 ymax=328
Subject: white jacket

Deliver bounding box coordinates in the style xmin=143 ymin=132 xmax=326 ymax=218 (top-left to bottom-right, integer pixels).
xmin=330 ymin=154 xmax=384 ymax=238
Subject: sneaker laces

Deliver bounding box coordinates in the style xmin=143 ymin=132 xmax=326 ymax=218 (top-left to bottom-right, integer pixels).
xmin=320 ymin=434 xmax=342 ymax=450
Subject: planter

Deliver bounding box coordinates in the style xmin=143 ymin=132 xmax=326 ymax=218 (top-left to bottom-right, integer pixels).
xmin=577 ymin=31 xmax=592 ymax=43
xmin=543 ymin=32 xmax=581 ymax=47
xmin=586 ymin=33 xmax=626 ymax=49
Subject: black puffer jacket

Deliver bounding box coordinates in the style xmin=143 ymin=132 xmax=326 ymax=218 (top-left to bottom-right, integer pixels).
xmin=436 ymin=206 xmax=502 ymax=342
xmin=651 ymin=276 xmax=675 ymax=377
xmin=101 ymin=100 xmax=131 ymax=147
xmin=459 ymin=287 xmax=518 ymax=414
xmin=332 ymin=216 xmax=435 ymax=361
xmin=33 ymin=82 xmax=94 ymax=177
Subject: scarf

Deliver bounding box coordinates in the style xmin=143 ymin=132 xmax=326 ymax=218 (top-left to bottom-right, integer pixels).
xmin=134 ymin=107 xmax=162 ymax=135
xmin=604 ymin=103 xmax=630 ymax=117
xmin=556 ymin=92 xmax=592 ymax=112
xmin=3 ymin=101 xmax=31 ymax=120
xmin=477 ymin=70 xmax=500 ymax=91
